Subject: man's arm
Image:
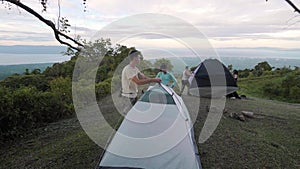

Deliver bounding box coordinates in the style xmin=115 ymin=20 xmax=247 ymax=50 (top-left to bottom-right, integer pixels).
xmin=131 ymin=76 xmax=161 ymax=85
xmin=138 ymin=72 xmax=149 ymax=79
xmin=185 ymin=70 xmax=192 ymax=76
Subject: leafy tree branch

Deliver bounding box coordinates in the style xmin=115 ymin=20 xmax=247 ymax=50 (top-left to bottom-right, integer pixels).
xmin=3 ymin=0 xmax=84 ymax=51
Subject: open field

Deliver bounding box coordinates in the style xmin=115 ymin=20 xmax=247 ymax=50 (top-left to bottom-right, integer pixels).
xmin=0 ymin=95 xmax=299 ymax=169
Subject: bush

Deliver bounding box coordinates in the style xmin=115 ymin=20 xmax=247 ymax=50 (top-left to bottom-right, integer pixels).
xmin=238 ymin=69 xmax=251 ymax=78
xmin=0 ymin=87 xmax=40 ymax=139
xmin=0 ymin=75 xmax=50 ymax=91
xmin=36 ymin=91 xmax=72 ymax=122
xmin=281 ymin=73 xmax=300 ymax=97
xmin=253 ymin=61 xmax=272 ymax=76
xmin=49 ymin=77 xmax=72 ymax=103
xmin=95 ymin=78 xmax=112 ymax=99
xmin=262 ymin=81 xmax=282 ymax=99
xmin=289 ymin=86 xmax=300 ymax=102
xmin=0 ymin=86 xmax=74 ymax=140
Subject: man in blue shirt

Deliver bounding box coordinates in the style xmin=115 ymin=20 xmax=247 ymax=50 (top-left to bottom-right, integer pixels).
xmin=156 ymin=63 xmax=177 ymax=88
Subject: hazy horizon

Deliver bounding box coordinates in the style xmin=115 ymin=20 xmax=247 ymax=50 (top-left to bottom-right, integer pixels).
xmin=0 ymin=45 xmax=299 ymax=59
xmin=0 ymin=45 xmax=299 ymax=75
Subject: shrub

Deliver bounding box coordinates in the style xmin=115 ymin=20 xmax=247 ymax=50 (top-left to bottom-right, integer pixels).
xmin=262 ymin=81 xmax=282 ymax=99
xmin=289 ymin=86 xmax=300 ymax=102
xmin=238 ymin=69 xmax=251 ymax=78
xmin=0 ymin=75 xmax=50 ymax=91
xmin=0 ymin=86 xmax=74 ymax=140
xmin=95 ymin=78 xmax=112 ymax=99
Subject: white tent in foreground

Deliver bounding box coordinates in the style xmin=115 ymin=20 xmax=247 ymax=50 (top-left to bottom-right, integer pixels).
xmin=97 ymin=84 xmax=202 ymax=169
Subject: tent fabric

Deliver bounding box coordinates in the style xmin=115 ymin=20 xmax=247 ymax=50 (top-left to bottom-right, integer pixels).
xmin=139 ymin=86 xmax=175 ymax=104
xmin=189 ymin=59 xmax=238 ymax=97
xmin=97 ymin=84 xmax=202 ymax=169
xmin=99 ymin=167 xmax=143 ymax=169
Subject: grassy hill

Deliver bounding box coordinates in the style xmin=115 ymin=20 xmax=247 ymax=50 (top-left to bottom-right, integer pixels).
xmin=238 ymin=75 xmax=280 ymax=98
xmin=0 ymin=41 xmax=298 ymax=168
xmin=238 ymin=73 xmax=300 ymax=103
xmin=1 ymin=95 xmax=299 ymax=169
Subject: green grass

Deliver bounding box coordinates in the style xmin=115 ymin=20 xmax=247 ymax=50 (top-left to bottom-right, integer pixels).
xmin=238 ymin=75 xmax=281 ymax=98
xmin=237 ymin=75 xmax=299 ymax=104
xmin=0 ymin=96 xmax=299 ymax=169
xmin=0 ymin=118 xmax=101 ymax=169
xmin=193 ymin=98 xmax=300 ymax=169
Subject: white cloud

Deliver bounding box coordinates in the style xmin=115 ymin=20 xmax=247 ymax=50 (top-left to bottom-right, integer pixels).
xmin=0 ymin=0 xmax=299 ymax=50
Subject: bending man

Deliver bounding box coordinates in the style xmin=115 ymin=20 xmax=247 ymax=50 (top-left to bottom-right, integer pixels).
xmin=121 ymin=49 xmax=161 ymax=105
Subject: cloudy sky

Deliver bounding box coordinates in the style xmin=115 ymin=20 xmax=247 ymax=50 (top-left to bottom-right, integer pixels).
xmin=0 ymin=0 xmax=300 ymax=59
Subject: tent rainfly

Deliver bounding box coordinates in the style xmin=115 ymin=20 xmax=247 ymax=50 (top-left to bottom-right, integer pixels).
xmin=97 ymin=84 xmax=202 ymax=169
xmin=189 ymin=59 xmax=238 ymax=98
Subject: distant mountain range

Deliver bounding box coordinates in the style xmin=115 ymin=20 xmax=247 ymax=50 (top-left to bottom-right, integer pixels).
xmin=151 ymin=56 xmax=300 ymax=75
xmin=0 ymin=45 xmax=67 ymax=54
xmin=0 ymin=45 xmax=299 ymax=79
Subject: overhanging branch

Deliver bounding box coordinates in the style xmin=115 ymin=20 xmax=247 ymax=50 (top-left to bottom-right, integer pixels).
xmin=4 ymin=0 xmax=84 ymax=51
xmin=285 ymin=0 xmax=300 ymax=14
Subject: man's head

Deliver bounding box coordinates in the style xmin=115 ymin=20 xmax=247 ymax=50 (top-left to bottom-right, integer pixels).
xmin=128 ymin=49 xmax=142 ymax=60
xmin=128 ymin=49 xmax=142 ymax=66
xmin=233 ymin=69 xmax=238 ymax=75
xmin=185 ymin=66 xmax=189 ymax=69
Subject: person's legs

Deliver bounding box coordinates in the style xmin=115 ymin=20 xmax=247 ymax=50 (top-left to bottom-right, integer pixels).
xmin=180 ymin=80 xmax=186 ymax=95
xmin=186 ymin=81 xmax=191 ymax=95
xmin=129 ymin=97 xmax=138 ymax=105
xmin=226 ymin=93 xmax=233 ymax=98
xmin=119 ymin=96 xmax=136 ymax=115
xmin=232 ymin=91 xmax=241 ymax=99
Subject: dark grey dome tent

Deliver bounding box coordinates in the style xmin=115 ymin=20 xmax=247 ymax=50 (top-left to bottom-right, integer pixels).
xmin=97 ymin=84 xmax=202 ymax=169
xmin=189 ymin=59 xmax=238 ymax=98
